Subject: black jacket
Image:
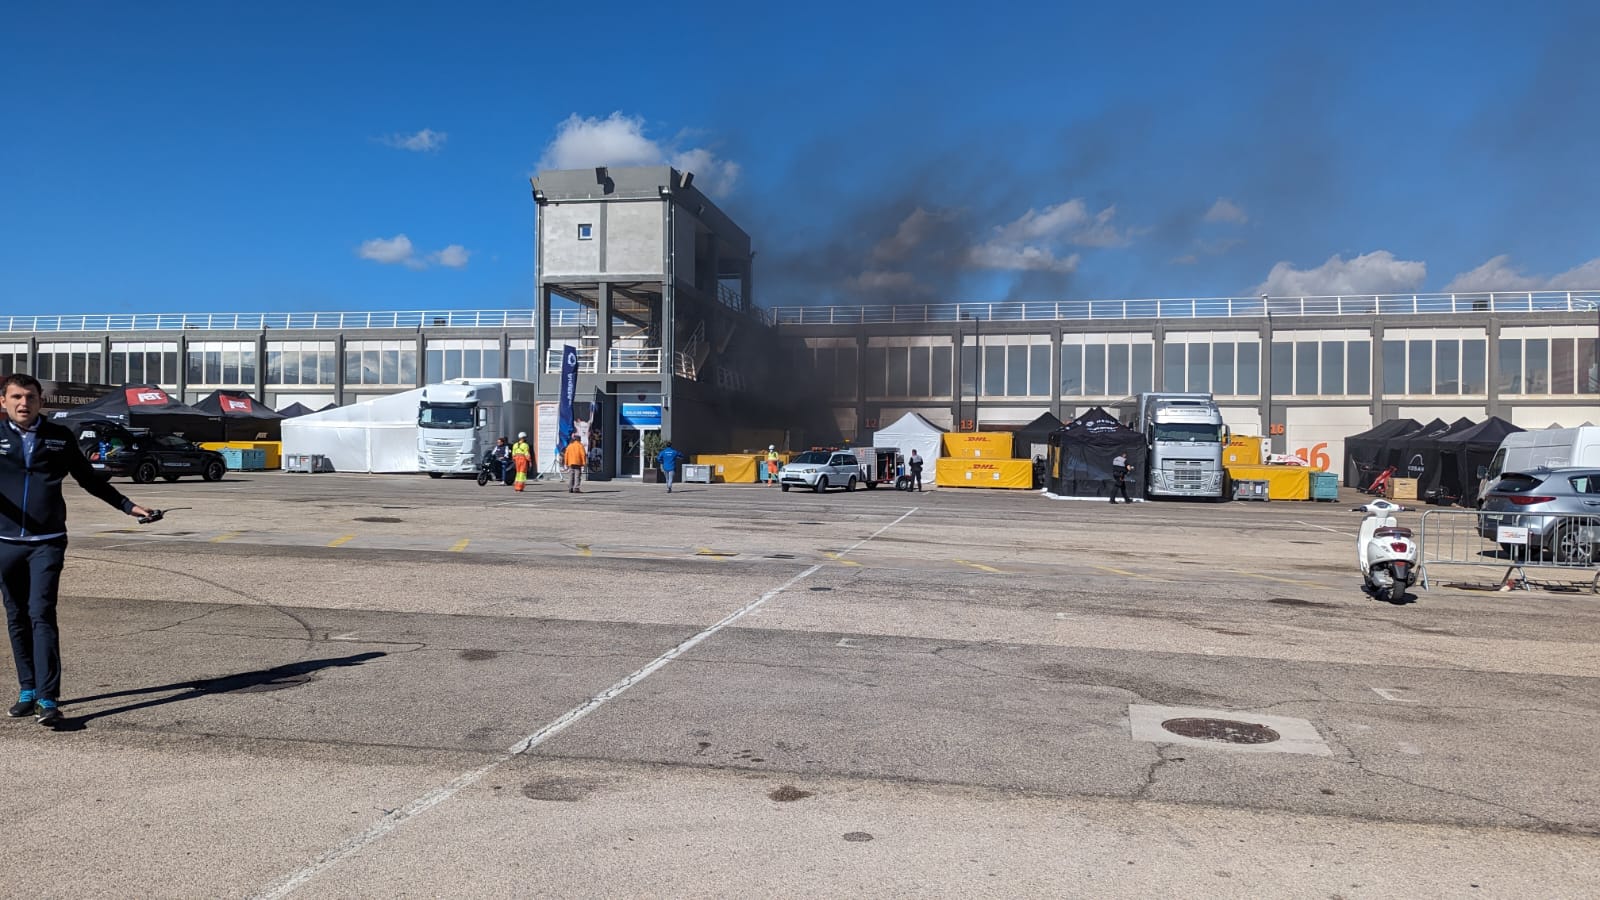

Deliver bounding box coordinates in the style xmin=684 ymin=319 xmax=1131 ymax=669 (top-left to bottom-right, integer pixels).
xmin=0 ymin=418 xmax=133 ymax=540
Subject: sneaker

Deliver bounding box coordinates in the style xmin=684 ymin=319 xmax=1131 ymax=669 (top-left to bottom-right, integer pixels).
xmin=7 ymin=700 xmax=34 ymax=718
xmin=35 ymin=704 xmax=62 ymax=727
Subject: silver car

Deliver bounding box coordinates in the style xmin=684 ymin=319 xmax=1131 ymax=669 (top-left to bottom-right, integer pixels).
xmin=1477 ymin=468 xmax=1600 ymax=564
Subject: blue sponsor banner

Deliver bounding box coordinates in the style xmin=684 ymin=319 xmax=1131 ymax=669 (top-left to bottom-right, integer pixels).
xmin=557 ymin=344 xmax=578 ymax=442
xmin=620 ymin=403 xmax=662 ymax=428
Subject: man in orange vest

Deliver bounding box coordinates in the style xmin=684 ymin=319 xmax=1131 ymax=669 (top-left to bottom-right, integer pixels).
xmin=563 ymin=434 xmax=587 ymax=493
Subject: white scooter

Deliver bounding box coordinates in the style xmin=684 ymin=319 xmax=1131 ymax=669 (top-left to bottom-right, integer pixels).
xmin=1355 ymin=500 xmax=1418 ymax=603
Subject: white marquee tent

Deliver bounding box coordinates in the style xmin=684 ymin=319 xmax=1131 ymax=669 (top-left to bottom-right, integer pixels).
xmin=280 ymin=388 xmax=424 ymax=473
xmin=873 ymin=412 xmax=946 ymax=484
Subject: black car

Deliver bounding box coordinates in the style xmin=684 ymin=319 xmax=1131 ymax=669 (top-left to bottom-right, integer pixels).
xmin=77 ymin=421 xmax=228 ymax=483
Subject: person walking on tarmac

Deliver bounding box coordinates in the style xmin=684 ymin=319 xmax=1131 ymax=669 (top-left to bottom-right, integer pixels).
xmin=657 ymin=441 xmax=684 ymax=493
xmin=564 ymin=434 xmax=587 ymax=493
xmin=908 ymin=449 xmax=924 ymax=492
xmin=1109 ymin=451 xmax=1134 ymax=504
xmin=1 ymin=374 xmax=154 ymax=728
xmin=510 ymin=432 xmax=532 ymax=492
xmin=764 ymin=445 xmax=780 ymax=485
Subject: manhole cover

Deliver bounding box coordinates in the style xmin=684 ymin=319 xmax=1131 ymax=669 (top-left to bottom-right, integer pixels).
xmin=1161 ymin=717 xmax=1280 ymax=745
xmin=355 ymin=516 xmax=402 ymax=523
xmin=842 ymin=832 xmax=874 ymax=842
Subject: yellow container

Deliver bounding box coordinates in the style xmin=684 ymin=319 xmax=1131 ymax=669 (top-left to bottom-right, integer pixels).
xmin=201 ymin=441 xmax=282 ymax=470
xmin=1224 ymin=435 xmax=1263 ymax=466
xmin=934 ymin=457 xmax=1034 ymax=489
xmin=1224 ymin=464 xmax=1310 ymax=500
xmin=942 ymin=432 xmax=1013 ymax=459
xmin=692 ymin=454 xmax=762 ymax=483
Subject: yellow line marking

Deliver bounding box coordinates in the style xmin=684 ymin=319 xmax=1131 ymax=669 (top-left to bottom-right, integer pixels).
xmin=328 ymin=534 xmax=356 ymax=548
xmin=449 ymin=538 xmax=470 ymax=552
xmin=821 ymin=552 xmax=862 ymax=567
xmin=1232 ymin=570 xmax=1320 ymax=587
xmin=955 ymin=559 xmax=1003 ymax=573
xmin=696 ymin=547 xmax=734 ymax=560
xmin=210 ymin=531 xmax=241 ymax=543
xmin=576 ymin=544 xmax=592 ymax=557
xmin=1092 ymin=564 xmax=1141 ymax=577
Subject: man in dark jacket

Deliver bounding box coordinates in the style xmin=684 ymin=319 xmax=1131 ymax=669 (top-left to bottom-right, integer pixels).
xmin=1 ymin=375 xmax=152 ymax=727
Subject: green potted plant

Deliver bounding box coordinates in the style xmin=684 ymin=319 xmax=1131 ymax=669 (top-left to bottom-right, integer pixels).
xmin=641 ymin=431 xmax=665 ymax=483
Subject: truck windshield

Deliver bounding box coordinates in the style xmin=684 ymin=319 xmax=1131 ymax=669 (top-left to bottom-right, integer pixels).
xmin=418 ymin=405 xmax=474 ymax=428
xmin=1153 ymin=423 xmax=1223 ymax=443
xmin=790 ymin=451 xmax=831 ymax=464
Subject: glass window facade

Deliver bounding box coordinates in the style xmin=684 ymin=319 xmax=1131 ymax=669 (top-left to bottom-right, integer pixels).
xmin=1499 ymin=336 xmax=1593 ymax=395
xmin=266 ymin=341 xmax=337 ymax=386
xmin=425 ymin=339 xmax=501 ymax=383
xmin=344 ymin=340 xmax=417 ymax=387
xmin=110 ymin=342 xmax=180 ymax=386
xmin=185 ymin=341 xmax=257 ymax=387
xmin=35 ymin=343 xmax=102 ymax=382
xmin=0 ymin=344 xmax=26 ymax=376
xmin=1062 ymin=337 xmax=1152 ymax=397
xmin=1382 ymin=337 xmax=1488 ymax=395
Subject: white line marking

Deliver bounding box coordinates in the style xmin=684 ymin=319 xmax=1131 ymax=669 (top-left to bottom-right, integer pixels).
xmin=1298 ymin=520 xmax=1356 ymax=537
xmin=252 ymin=507 xmax=917 ymax=899
xmin=836 ymin=637 xmax=860 ymax=649
xmin=1371 ymin=687 xmax=1418 ymax=703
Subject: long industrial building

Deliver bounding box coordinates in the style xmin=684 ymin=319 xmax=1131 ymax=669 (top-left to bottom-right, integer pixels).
xmin=3 ymin=165 xmax=1596 ymax=478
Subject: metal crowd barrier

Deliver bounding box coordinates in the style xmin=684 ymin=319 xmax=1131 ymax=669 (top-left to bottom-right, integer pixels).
xmin=1417 ymin=508 xmax=1600 ymax=592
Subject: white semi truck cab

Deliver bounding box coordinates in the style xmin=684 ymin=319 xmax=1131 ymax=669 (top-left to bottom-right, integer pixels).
xmin=417 ymin=382 xmax=502 ymax=477
xmin=1121 ymin=392 xmax=1230 ymax=499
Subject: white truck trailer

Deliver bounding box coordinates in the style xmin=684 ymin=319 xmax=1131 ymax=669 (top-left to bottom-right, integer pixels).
xmin=417 ymin=379 xmax=539 ymax=477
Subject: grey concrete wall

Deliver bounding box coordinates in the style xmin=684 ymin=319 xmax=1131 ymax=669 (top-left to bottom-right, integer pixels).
xmin=539 ymin=204 xmax=602 ymax=277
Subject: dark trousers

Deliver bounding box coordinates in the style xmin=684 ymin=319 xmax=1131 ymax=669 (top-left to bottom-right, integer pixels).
xmin=910 ymin=468 xmax=923 ymax=490
xmin=1110 ymin=478 xmax=1131 ymax=503
xmin=0 ymin=538 xmax=68 ymax=700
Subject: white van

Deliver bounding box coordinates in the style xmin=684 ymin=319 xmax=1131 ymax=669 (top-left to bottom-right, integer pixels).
xmin=1477 ymin=426 xmax=1600 ymax=505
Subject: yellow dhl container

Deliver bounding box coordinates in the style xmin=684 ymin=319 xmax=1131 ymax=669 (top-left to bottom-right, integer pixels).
xmin=942 ymin=432 xmax=1014 ymax=459
xmin=1224 ymin=435 xmax=1263 ymax=466
xmin=1224 ymin=464 xmax=1311 ymax=500
xmin=692 ymin=453 xmax=762 ymax=483
xmin=934 ymin=457 xmax=1034 ymax=489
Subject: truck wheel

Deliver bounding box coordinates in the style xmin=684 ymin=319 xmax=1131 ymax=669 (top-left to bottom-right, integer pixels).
xmin=865 ymin=481 xmax=877 ymax=490
xmin=203 ymin=460 xmax=226 ymax=482
xmin=846 ymin=477 xmax=857 ymax=492
xmin=781 ymin=484 xmax=790 ymax=492
xmin=133 ymin=461 xmax=158 ymax=484
xmin=814 ymin=477 xmax=827 ymax=493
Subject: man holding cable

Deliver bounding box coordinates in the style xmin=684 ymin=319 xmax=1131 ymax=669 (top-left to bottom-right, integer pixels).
xmin=1 ymin=374 xmax=153 ymax=727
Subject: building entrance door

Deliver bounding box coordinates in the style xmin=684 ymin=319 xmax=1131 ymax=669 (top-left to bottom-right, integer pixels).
xmin=619 ymin=428 xmax=643 ymax=478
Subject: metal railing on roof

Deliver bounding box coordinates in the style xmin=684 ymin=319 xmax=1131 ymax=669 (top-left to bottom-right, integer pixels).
xmin=0 ymin=308 xmax=604 ymax=333
xmin=769 ymin=291 xmax=1600 ymax=325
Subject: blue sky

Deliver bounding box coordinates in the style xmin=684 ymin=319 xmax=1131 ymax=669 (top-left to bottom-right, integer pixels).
xmin=3 ymin=1 xmax=1596 ymax=314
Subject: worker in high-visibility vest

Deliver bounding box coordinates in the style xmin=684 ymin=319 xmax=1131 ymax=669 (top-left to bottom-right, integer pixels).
xmin=511 ymin=432 xmax=532 ymax=492
xmin=765 ymin=445 xmax=781 ymax=485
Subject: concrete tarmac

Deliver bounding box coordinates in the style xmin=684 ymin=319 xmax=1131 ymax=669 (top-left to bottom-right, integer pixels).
xmin=1 ymin=472 xmax=1596 ymax=898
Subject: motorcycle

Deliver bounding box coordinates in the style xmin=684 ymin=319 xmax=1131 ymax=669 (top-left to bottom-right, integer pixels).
xmin=477 ymin=457 xmax=499 ymax=487
xmin=1355 ymin=499 xmax=1417 ymax=603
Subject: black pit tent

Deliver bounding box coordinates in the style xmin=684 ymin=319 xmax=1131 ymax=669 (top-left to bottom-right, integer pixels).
xmin=48 ymin=384 xmax=220 ymax=439
xmin=192 ymin=390 xmax=286 ymax=441
xmin=1433 ymin=416 xmax=1522 ymax=503
xmin=1011 ymin=412 xmax=1063 ymax=460
xmin=1343 ymin=418 xmax=1420 ymax=487
xmin=1046 ymin=407 xmax=1148 ymax=500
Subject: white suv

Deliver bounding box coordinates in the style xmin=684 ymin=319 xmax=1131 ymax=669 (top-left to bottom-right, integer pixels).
xmin=780 ymin=450 xmax=866 ymax=493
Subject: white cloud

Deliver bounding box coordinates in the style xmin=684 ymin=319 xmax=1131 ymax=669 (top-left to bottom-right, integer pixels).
xmin=995 ymin=200 xmax=1131 ymax=248
xmin=430 ymin=244 xmax=471 ymax=268
xmin=381 ymin=128 xmax=447 ymax=152
xmin=1256 ymin=250 xmax=1426 ymax=297
xmin=967 ymin=244 xmax=1081 ymax=274
xmin=1203 ymin=198 xmax=1248 ymax=224
xmin=537 ymin=112 xmax=740 ymax=197
xmin=357 ymin=234 xmax=469 ymax=271
xmin=1445 ymin=254 xmax=1600 ymax=292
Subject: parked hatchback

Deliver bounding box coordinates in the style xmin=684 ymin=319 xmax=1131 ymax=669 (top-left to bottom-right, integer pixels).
xmin=1477 ymin=468 xmax=1600 ymax=564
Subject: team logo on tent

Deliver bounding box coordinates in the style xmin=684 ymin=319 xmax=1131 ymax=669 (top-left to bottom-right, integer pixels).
xmin=222 ymin=396 xmax=253 ymax=413
xmin=125 ymin=388 xmax=171 ymax=406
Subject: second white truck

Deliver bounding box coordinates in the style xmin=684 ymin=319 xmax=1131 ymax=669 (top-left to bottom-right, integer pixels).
xmin=417 ymin=379 xmax=539 ymax=477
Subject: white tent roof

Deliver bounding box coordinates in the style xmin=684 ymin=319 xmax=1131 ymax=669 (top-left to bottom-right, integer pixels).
xmin=873 ymin=412 xmax=946 ymax=466
xmin=280 ymin=389 xmax=424 ymax=473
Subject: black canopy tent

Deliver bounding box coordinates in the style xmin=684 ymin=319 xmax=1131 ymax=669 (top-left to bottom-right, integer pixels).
xmin=1011 ymin=412 xmax=1063 ymax=460
xmin=1410 ymin=417 xmax=1478 ymax=502
xmin=1382 ymin=418 xmax=1449 ymax=479
xmin=276 ymin=402 xmax=319 ymax=418
xmin=1436 ymin=416 xmax=1522 ymax=504
xmin=1046 ymin=407 xmax=1148 ymax=499
xmin=48 ymin=384 xmax=220 ymax=439
xmin=192 ymin=390 xmax=286 ymax=441
xmin=1344 ymin=418 xmax=1420 ymax=487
